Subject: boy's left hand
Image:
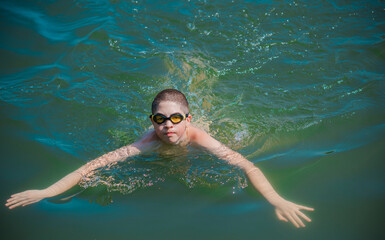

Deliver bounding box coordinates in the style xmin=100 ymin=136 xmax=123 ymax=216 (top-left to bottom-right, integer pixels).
xmin=273 ymin=199 xmax=314 ymax=228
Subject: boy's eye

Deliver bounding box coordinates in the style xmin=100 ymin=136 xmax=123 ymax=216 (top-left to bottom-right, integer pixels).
xmin=170 ymin=115 xmax=183 ymax=123
xmin=154 ymin=115 xmax=165 ymax=123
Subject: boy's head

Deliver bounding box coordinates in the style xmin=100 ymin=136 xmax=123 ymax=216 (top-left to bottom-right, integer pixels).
xmin=150 ymin=89 xmax=191 ymax=145
xmin=152 ymin=89 xmax=189 ymax=114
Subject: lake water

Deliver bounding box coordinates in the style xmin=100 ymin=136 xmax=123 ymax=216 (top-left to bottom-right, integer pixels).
xmin=1 ymin=0 xmax=384 ymax=239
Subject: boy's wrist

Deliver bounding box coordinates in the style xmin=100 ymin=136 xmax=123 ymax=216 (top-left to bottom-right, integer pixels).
xmin=265 ymin=193 xmax=285 ymax=206
xmin=40 ymin=189 xmax=49 ymax=197
xmin=41 ymin=188 xmax=56 ymax=198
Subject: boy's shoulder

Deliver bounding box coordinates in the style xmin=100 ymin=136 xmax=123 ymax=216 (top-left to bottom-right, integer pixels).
xmin=130 ymin=129 xmax=159 ymax=150
xmin=189 ymin=126 xmax=221 ymax=150
xmin=189 ymin=125 xmax=207 ymax=140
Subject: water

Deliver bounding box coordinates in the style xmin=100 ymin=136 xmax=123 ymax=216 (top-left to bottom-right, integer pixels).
xmin=1 ymin=0 xmax=384 ymax=239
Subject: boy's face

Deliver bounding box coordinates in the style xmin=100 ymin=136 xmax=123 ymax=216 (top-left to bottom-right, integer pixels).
xmin=151 ymin=101 xmax=191 ymax=145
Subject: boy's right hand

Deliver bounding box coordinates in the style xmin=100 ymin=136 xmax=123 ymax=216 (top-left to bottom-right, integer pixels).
xmin=5 ymin=190 xmax=47 ymax=209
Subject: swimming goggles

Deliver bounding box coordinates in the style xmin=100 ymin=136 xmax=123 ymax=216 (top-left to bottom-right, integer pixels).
xmin=149 ymin=113 xmax=189 ymax=124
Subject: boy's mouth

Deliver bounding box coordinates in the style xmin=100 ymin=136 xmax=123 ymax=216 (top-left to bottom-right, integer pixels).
xmin=166 ymin=132 xmax=175 ymax=136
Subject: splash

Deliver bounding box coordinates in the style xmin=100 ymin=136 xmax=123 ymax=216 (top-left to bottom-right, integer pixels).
xmin=79 ymin=151 xmax=248 ymax=201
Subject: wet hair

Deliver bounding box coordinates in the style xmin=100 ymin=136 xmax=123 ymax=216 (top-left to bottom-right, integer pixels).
xmin=152 ymin=89 xmax=189 ymax=114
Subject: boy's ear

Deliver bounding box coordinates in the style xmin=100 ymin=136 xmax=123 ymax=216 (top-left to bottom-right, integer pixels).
xmin=186 ymin=114 xmax=192 ymax=123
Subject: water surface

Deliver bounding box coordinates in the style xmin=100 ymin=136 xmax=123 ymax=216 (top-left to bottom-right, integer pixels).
xmin=1 ymin=0 xmax=384 ymax=239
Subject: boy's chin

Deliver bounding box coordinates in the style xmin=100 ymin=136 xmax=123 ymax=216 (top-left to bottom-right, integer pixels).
xmin=163 ymin=136 xmax=181 ymax=145
xmin=164 ymin=138 xmax=178 ymax=145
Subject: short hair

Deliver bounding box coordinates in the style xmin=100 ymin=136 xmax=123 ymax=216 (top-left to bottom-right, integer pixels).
xmin=152 ymin=89 xmax=189 ymax=114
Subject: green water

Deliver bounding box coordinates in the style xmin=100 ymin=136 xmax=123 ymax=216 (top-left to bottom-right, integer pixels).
xmin=1 ymin=0 xmax=384 ymax=239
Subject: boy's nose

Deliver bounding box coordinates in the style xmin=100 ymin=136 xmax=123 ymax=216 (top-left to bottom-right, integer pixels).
xmin=164 ymin=120 xmax=173 ymax=127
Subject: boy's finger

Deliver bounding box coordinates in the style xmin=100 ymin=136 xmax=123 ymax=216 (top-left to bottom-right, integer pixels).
xmin=5 ymin=198 xmax=21 ymax=206
xmin=7 ymin=203 xmax=18 ymax=209
xmin=10 ymin=192 xmax=24 ymax=198
xmin=7 ymin=195 xmax=23 ymax=202
xmin=275 ymin=210 xmax=288 ymax=222
xmin=11 ymin=199 xmax=31 ymax=209
xmin=292 ymin=213 xmax=305 ymax=228
xmin=8 ymin=198 xmax=30 ymax=209
xmin=286 ymin=214 xmax=300 ymax=228
xmin=297 ymin=210 xmax=312 ymax=222
xmin=298 ymin=205 xmax=314 ymax=211
xmin=8 ymin=202 xmax=22 ymax=209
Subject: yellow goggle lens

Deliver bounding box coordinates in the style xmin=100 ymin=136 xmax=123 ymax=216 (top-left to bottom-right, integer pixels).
xmin=170 ymin=114 xmax=183 ymax=123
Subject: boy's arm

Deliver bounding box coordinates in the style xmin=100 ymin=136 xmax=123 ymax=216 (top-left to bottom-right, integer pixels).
xmin=5 ymin=133 xmax=154 ymax=210
xmin=190 ymin=127 xmax=314 ymax=228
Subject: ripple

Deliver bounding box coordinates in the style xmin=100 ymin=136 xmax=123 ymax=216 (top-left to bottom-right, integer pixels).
xmin=79 ymin=152 xmax=248 ymax=198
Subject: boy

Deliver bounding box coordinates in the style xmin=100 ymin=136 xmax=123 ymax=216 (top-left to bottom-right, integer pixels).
xmin=5 ymin=89 xmax=314 ymax=228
